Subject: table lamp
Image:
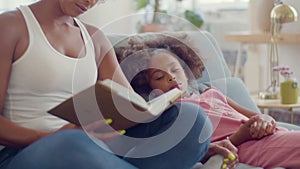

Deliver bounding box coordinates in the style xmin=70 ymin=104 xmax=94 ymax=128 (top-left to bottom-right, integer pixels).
xmin=259 ymin=0 xmax=298 ymax=100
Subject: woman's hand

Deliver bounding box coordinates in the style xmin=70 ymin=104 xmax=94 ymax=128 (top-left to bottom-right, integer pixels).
xmin=201 ymin=139 xmax=239 ymax=169
xmin=83 ymin=119 xmax=125 ymax=142
xmin=249 ymin=114 xmax=276 ymax=139
xmin=58 ymin=123 xmax=82 ymax=131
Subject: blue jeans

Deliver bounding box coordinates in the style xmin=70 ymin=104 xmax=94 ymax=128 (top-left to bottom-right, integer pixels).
xmin=123 ymin=102 xmax=212 ymax=169
xmin=0 ymin=102 xmax=212 ymax=169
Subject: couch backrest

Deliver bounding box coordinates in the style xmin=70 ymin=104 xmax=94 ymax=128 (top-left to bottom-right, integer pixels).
xmin=106 ymin=31 xmax=231 ymax=82
xmin=106 ymin=31 xmax=260 ymax=112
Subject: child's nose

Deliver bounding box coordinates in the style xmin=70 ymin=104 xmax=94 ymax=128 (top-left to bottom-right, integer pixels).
xmin=168 ymin=75 xmax=176 ymax=81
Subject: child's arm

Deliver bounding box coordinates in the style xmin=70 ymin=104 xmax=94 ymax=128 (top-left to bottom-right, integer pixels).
xmin=228 ymin=116 xmax=258 ymax=146
xmin=226 ymin=97 xmax=258 ymax=118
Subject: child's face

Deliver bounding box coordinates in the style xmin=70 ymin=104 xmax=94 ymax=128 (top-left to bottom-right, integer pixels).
xmin=147 ymin=52 xmax=189 ymax=94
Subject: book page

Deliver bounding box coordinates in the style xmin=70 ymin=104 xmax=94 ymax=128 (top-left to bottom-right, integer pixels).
xmin=100 ymin=79 xmax=149 ymax=110
xmin=147 ymin=88 xmax=182 ymax=116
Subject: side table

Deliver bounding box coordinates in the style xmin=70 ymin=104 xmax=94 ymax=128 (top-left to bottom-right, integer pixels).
xmin=252 ymin=96 xmax=300 ymax=124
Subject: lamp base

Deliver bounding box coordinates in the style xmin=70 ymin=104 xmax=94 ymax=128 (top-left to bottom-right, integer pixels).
xmin=259 ymin=91 xmax=280 ymax=100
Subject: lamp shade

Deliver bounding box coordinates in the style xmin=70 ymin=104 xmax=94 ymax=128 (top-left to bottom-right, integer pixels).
xmin=271 ymin=3 xmax=298 ymax=24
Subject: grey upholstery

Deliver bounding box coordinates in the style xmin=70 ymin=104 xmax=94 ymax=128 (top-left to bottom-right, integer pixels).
xmin=106 ymin=31 xmax=299 ymax=169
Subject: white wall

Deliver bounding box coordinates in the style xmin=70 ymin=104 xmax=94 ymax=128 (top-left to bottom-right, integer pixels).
xmin=279 ymin=0 xmax=300 ymax=89
xmin=78 ymin=0 xmax=137 ymax=34
xmin=244 ymin=0 xmax=274 ymax=93
xmin=245 ymin=0 xmax=300 ymax=94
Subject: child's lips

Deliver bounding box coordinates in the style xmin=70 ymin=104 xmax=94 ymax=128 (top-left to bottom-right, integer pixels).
xmin=170 ymin=84 xmax=181 ymax=90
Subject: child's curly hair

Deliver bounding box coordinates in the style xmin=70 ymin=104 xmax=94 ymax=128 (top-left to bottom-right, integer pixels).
xmin=114 ymin=33 xmax=205 ymax=99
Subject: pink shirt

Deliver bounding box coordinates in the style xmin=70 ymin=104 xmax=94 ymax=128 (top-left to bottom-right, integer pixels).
xmin=179 ymin=88 xmax=248 ymax=142
xmin=180 ymin=88 xmax=300 ymax=169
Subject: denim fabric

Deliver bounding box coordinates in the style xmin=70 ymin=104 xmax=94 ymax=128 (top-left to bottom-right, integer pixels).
xmin=4 ymin=130 xmax=138 ymax=169
xmin=0 ymin=148 xmax=19 ymax=169
xmin=2 ymin=102 xmax=212 ymax=169
xmin=124 ymin=102 xmax=212 ymax=169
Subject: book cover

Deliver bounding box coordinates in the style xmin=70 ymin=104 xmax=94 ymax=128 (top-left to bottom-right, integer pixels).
xmin=48 ymin=79 xmax=182 ymax=130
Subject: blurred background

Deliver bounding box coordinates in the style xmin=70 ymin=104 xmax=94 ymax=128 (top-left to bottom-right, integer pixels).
xmin=2 ymin=0 xmax=300 ymax=124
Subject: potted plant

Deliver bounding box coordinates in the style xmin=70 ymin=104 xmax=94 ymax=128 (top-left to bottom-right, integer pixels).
xmin=135 ymin=0 xmax=204 ymax=32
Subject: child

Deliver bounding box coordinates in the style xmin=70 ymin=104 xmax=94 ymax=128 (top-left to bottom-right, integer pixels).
xmin=115 ymin=33 xmax=300 ymax=169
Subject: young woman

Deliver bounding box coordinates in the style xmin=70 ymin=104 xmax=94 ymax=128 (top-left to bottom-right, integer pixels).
xmin=116 ymin=33 xmax=300 ymax=169
xmin=0 ymin=1 xmax=211 ymax=169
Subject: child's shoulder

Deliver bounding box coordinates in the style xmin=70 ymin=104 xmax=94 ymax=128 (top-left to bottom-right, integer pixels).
xmin=199 ymin=87 xmax=227 ymax=102
xmin=201 ymin=87 xmax=222 ymax=94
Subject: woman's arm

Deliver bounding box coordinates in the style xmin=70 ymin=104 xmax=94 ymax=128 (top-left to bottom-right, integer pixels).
xmin=0 ymin=117 xmax=50 ymax=148
xmin=0 ymin=12 xmax=51 ymax=149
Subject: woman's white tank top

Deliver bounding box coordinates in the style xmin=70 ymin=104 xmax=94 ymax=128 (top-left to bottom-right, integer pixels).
xmin=2 ymin=6 xmax=98 ymax=131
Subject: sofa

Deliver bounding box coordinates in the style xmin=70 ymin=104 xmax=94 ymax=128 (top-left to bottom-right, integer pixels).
xmin=106 ymin=30 xmax=300 ymax=169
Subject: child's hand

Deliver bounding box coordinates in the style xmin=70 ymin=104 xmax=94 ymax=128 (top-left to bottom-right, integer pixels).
xmin=249 ymin=114 xmax=276 ymax=139
xmin=231 ymin=116 xmax=258 ymax=146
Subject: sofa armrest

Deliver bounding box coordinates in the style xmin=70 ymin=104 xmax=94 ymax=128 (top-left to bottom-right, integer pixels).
xmin=277 ymin=121 xmax=300 ymax=130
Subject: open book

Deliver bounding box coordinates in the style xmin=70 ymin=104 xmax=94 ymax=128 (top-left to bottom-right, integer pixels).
xmin=48 ymin=79 xmax=183 ymax=130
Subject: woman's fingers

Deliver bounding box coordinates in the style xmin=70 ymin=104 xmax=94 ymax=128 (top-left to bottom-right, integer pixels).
xmin=221 ymin=152 xmax=238 ymax=169
xmin=224 ymin=138 xmax=238 ymax=154
xmin=89 ymin=130 xmax=125 ymax=142
xmin=211 ymin=140 xmax=238 ymax=169
xmin=82 ymin=119 xmax=127 ymax=142
xmin=83 ymin=119 xmax=112 ymax=132
xmin=224 ymin=157 xmax=238 ymax=169
xmin=58 ymin=123 xmax=82 ymax=131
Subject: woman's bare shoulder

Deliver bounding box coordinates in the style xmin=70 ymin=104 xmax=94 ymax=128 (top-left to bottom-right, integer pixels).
xmin=83 ymin=23 xmax=106 ymax=40
xmin=0 ymin=9 xmax=25 ymax=38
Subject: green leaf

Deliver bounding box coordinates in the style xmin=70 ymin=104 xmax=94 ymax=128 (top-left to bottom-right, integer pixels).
xmin=184 ymin=10 xmax=204 ymax=28
xmin=136 ymin=0 xmax=151 ymax=10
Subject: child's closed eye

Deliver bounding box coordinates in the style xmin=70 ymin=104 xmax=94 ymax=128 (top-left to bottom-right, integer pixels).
xmin=152 ymin=72 xmax=164 ymax=81
xmin=171 ymin=68 xmax=180 ymax=73
xmin=155 ymin=75 xmax=164 ymax=80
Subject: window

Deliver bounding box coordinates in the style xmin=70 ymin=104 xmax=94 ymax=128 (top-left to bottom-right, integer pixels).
xmin=196 ymin=0 xmax=249 ymax=11
xmin=199 ymin=0 xmax=248 ymax=2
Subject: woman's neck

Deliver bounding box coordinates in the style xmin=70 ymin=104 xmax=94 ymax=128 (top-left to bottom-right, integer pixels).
xmin=30 ymin=1 xmax=74 ymax=27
